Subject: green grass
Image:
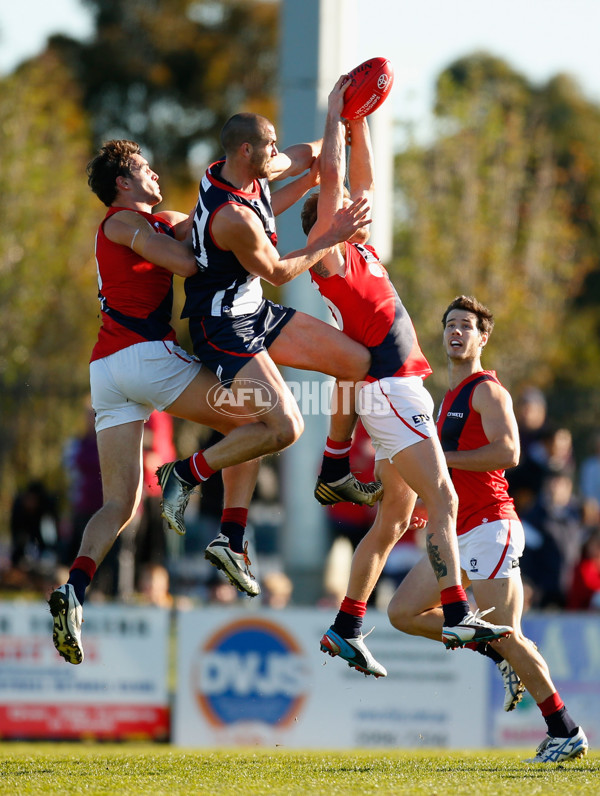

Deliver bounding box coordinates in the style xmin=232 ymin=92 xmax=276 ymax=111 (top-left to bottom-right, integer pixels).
xmin=0 ymin=745 xmax=598 ymax=795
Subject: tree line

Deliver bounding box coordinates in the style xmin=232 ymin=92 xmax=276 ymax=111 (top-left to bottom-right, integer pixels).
xmin=1 ymin=0 xmax=599 ymax=522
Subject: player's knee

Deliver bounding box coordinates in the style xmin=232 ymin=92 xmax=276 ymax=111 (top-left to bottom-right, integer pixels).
xmin=350 ymin=347 xmax=371 ymax=381
xmin=425 ymin=481 xmax=458 ymax=523
xmin=333 ymin=344 xmax=371 ymax=382
xmin=100 ymin=494 xmax=138 ymax=531
xmin=269 ymin=409 xmax=303 ymax=450
xmin=387 ymin=598 xmax=412 ymax=633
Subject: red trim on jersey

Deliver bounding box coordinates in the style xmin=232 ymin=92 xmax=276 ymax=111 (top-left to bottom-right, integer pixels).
xmin=208 ymin=201 xmax=237 ymax=251
xmin=205 ymin=161 xmax=261 ymax=200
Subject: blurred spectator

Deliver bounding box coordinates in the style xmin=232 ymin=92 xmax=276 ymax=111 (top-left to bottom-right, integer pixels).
xmin=321 ymin=422 xmax=377 ymax=604
xmin=520 ymin=470 xmax=586 ymax=609
xmin=9 ymin=480 xmax=59 ymax=575
xmin=262 ymin=571 xmax=293 ymax=608
xmin=506 ymin=387 xmax=548 ymax=513
xmin=515 ymin=386 xmax=547 ymax=455
xmin=135 ymin=411 xmax=176 ymax=583
xmin=567 ymin=527 xmax=600 ymax=611
xmin=248 ymin=457 xmax=281 ymax=558
xmin=325 ymin=422 xmax=377 ymax=550
xmin=137 ymin=562 xmax=173 ymax=608
xmin=579 ymin=432 xmax=600 ymax=527
xmin=205 ymin=569 xmax=239 ymax=605
xmin=61 ymin=404 xmax=103 ymax=566
xmin=507 ymin=424 xmax=575 ymax=515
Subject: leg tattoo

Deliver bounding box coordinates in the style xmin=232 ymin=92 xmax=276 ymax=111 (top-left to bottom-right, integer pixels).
xmin=426 ymin=533 xmax=448 ymax=581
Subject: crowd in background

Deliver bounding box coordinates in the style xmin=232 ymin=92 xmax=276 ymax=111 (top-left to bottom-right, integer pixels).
xmin=3 ymin=386 xmax=600 ymax=613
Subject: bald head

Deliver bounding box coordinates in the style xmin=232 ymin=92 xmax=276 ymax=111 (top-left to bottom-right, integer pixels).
xmin=220 ymin=113 xmax=274 ymax=155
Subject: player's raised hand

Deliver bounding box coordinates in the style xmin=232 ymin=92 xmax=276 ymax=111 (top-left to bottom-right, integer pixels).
xmin=328 ymin=196 xmax=371 ymax=244
xmin=328 ymin=73 xmax=351 ymax=119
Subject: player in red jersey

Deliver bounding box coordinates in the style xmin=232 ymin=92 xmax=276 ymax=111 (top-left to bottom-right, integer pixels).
xmin=301 ymin=76 xmax=512 ymax=679
xmin=48 ymin=140 xmax=265 ymax=664
xmin=388 ymin=295 xmax=588 ymax=763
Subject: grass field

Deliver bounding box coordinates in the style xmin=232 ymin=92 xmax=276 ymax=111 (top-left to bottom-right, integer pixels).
xmin=0 ymin=744 xmax=598 ymax=795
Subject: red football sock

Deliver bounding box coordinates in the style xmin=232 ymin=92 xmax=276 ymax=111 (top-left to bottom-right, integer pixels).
xmin=221 ymin=507 xmax=249 ymax=526
xmin=440 ymin=585 xmax=468 ymax=605
xmin=340 ymin=596 xmax=367 ymax=617
xmin=538 ymin=692 xmax=564 ymax=717
xmin=320 ymin=437 xmax=352 ymax=482
xmin=324 ymin=437 xmax=352 ymax=459
xmin=70 ymin=556 xmax=97 ymax=580
xmin=220 ymin=507 xmax=249 ymax=554
xmin=190 ymin=450 xmax=216 ymax=482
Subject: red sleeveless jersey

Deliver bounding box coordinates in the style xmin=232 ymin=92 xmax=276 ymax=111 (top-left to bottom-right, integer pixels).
xmin=309 ymin=242 xmax=431 ymax=381
xmin=437 ymin=370 xmax=519 ymax=535
xmin=90 ymin=207 xmax=178 ymax=362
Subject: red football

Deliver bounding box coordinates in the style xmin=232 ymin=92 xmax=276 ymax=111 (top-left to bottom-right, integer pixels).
xmin=342 ymin=57 xmax=394 ymax=121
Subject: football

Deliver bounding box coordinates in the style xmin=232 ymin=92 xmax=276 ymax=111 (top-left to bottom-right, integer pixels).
xmin=342 ymin=57 xmax=394 ymax=121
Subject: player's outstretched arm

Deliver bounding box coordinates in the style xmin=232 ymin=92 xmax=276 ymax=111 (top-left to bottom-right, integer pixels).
xmin=347 ymin=117 xmax=375 ymax=204
xmin=269 ymin=139 xmax=322 ymax=181
xmin=271 ymin=156 xmax=321 ymax=217
xmin=215 ymin=196 xmax=370 ymax=287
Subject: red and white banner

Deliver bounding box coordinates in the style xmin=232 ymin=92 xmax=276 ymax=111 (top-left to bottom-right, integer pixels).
xmin=0 ymin=602 xmax=169 ymax=740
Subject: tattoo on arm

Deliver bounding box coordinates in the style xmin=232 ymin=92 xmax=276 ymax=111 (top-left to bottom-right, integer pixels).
xmin=311 ymin=260 xmax=330 ymax=278
xmin=426 ymin=533 xmax=448 ymax=581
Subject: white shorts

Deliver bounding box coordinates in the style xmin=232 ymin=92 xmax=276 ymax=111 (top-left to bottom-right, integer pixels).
xmin=459 ymin=518 xmax=525 ymax=580
xmin=357 ymin=376 xmax=436 ymax=461
xmin=90 ymin=340 xmax=202 ymax=432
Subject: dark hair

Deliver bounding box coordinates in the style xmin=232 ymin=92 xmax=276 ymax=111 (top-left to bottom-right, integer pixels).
xmin=442 ymin=295 xmax=494 ymax=336
xmin=301 ymin=191 xmax=320 ymax=236
xmin=301 ymin=186 xmax=352 ymax=236
xmin=220 ymin=113 xmax=272 ymax=155
xmin=86 ymin=139 xmax=142 ymax=207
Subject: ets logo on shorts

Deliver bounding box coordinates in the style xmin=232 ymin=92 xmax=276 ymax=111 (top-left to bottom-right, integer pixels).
xmin=412 ymin=413 xmax=430 ymax=426
xmin=192 ymin=618 xmax=310 ymax=729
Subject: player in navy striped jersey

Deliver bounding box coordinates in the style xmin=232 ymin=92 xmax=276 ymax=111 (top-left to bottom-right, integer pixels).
xmin=388 ymin=295 xmax=588 ymax=763
xmin=158 ymin=112 xmax=383 ymax=585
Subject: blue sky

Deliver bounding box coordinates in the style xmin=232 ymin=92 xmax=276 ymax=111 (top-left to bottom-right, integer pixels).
xmin=2 ymin=0 xmax=598 ymax=126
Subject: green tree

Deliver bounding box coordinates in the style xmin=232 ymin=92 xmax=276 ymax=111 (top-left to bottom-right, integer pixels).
xmin=392 ymin=53 xmax=600 ymax=440
xmin=0 ymin=52 xmax=100 ymax=518
xmin=54 ymin=0 xmax=279 ymax=190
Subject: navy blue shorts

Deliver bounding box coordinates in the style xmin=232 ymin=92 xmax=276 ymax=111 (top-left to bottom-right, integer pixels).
xmin=188 ymin=299 xmax=296 ymax=384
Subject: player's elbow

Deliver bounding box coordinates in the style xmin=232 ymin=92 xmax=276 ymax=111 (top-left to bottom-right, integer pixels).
xmin=501 ymin=441 xmax=520 ymax=469
xmin=505 ymin=449 xmax=520 ymax=469
xmin=267 ymin=269 xmax=292 ymax=288
xmin=176 ymin=256 xmax=199 ymax=278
